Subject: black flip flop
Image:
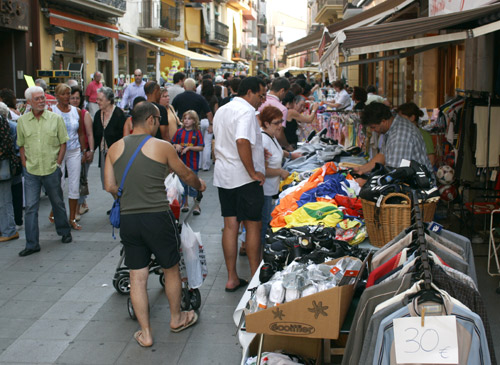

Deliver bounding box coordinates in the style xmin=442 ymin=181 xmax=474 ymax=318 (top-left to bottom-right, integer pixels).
xmin=225 ymin=278 xmax=248 ymax=292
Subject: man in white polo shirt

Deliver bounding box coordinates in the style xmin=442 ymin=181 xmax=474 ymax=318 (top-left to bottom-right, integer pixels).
xmin=213 ymin=77 xmax=267 ymax=292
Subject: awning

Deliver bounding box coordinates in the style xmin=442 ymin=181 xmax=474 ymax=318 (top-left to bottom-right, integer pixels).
xmin=278 ymin=67 xmax=321 ymax=77
xmin=285 ymin=0 xmax=416 ymax=56
xmin=205 ymin=53 xmax=235 ymax=64
xmin=49 ymin=9 xmax=119 ymax=39
xmin=119 ymin=32 xmax=221 ymax=68
xmin=341 ymin=2 xmax=500 ymax=56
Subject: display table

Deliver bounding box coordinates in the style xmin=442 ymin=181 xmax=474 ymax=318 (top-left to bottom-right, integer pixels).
xmin=233 ymin=240 xmax=379 ymax=364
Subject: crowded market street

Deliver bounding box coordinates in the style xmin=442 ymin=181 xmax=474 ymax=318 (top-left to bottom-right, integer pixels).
xmin=0 ymin=166 xmax=246 ymax=364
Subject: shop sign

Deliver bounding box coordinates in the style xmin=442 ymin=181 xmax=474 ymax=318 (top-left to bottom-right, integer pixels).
xmin=0 ymin=0 xmax=29 ymax=31
xmin=429 ymin=0 xmax=495 ymax=16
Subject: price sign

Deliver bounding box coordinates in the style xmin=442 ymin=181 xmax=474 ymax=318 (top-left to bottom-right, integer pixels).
xmin=393 ymin=316 xmax=459 ymax=364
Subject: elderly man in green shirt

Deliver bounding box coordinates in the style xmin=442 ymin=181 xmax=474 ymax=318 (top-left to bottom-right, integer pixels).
xmin=17 ymin=86 xmax=72 ymax=257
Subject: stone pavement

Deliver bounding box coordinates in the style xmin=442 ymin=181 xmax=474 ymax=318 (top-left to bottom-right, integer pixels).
xmin=0 ymin=163 xmax=248 ymax=364
xmin=1 ymin=162 xmax=499 ymax=365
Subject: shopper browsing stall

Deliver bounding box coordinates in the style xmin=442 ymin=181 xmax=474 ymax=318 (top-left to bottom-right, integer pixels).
xmin=397 ymin=102 xmax=436 ymax=166
xmin=259 ymin=105 xmax=301 ymax=245
xmin=354 ymin=102 xmax=433 ymax=177
xmin=213 ymin=77 xmax=267 ymax=291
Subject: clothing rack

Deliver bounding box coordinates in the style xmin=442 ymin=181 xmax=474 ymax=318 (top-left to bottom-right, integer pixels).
xmin=455 ymin=88 xmax=497 ymax=189
xmin=411 ymin=190 xmax=432 ymax=290
xmin=316 ymin=111 xmax=366 ymax=150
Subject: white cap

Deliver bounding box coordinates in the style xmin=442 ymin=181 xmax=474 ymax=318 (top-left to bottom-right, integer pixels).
xmin=215 ymin=75 xmax=224 ymax=83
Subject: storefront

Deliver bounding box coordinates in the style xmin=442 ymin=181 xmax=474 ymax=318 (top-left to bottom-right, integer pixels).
xmin=335 ymin=3 xmax=500 ymax=108
xmin=119 ymin=32 xmax=221 ymax=82
xmin=0 ymin=0 xmax=37 ymax=96
xmin=38 ymin=7 xmax=122 ymax=90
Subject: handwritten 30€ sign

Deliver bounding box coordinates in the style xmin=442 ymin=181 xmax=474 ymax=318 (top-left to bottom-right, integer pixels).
xmin=393 ymin=316 xmax=459 ymax=364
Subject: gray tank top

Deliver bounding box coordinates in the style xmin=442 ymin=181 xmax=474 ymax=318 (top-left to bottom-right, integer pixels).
xmin=113 ymin=134 xmax=170 ymax=214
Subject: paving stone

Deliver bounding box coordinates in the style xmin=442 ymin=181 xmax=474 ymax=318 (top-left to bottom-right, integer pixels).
xmin=187 ymin=321 xmax=240 ymax=344
xmin=21 ymin=319 xmax=88 ymax=340
xmin=0 ymin=271 xmax=40 ymax=286
xmin=0 ymin=300 xmax=54 ymax=320
xmin=0 ymin=339 xmax=70 ymax=364
xmin=12 ymin=284 xmax=70 ymax=302
xmin=75 ymin=320 xmax=139 ymax=342
xmin=33 ymin=272 xmax=83 ymax=287
xmin=58 ymin=286 xmax=114 ymax=302
xmin=41 ymin=301 xmax=103 ymax=321
xmin=0 ymin=284 xmax=27 ymax=301
xmin=0 ymin=318 xmax=36 ymax=338
xmin=115 ymin=341 xmax=184 ymax=364
xmin=177 ymin=342 xmax=241 ymax=365
xmin=201 ymin=304 xmax=239 ymax=324
xmin=55 ymin=340 xmax=127 ymax=364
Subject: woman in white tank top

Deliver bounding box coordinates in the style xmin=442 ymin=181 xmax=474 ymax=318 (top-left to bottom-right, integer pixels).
xmin=50 ymin=83 xmax=84 ymax=230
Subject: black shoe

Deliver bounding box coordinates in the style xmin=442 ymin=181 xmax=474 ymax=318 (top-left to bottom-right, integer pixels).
xmin=61 ymin=233 xmax=72 ymax=244
xmin=19 ymin=248 xmax=41 ymax=257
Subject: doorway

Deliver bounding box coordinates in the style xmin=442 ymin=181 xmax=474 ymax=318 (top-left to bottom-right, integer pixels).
xmin=98 ymin=60 xmax=113 ymax=88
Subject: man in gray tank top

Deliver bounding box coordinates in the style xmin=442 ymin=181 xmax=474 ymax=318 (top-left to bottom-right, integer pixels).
xmin=104 ymin=101 xmax=206 ymax=347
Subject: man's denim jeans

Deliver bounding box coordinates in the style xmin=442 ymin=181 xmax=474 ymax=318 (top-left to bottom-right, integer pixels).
xmin=24 ymin=167 xmax=70 ymax=250
xmin=0 ymin=179 xmax=16 ymax=237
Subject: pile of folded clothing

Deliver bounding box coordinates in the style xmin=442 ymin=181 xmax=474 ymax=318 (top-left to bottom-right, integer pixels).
xmin=271 ymin=162 xmax=367 ymax=246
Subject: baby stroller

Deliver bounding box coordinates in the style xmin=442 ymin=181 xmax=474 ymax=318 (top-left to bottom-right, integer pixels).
xmin=112 ymin=191 xmax=204 ymax=319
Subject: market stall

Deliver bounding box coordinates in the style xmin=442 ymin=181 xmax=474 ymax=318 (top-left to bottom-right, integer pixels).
xmin=232 ymin=119 xmax=492 ymax=364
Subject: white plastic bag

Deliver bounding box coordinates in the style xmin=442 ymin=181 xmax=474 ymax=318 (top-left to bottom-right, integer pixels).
xmin=164 ymin=173 xmax=184 ymax=204
xmin=180 ymin=222 xmax=206 ymax=289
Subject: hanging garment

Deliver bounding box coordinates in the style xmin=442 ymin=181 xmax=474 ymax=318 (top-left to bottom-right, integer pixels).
xmin=474 ymin=106 xmax=500 ymax=167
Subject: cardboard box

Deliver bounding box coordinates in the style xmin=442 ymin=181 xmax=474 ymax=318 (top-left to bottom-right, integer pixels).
xmin=247 ymin=334 xmax=322 ymax=365
xmin=245 ymin=257 xmax=361 ymax=340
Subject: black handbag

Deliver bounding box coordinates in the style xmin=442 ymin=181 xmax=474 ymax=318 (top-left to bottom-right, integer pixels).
xmin=79 ymin=165 xmax=89 ymax=196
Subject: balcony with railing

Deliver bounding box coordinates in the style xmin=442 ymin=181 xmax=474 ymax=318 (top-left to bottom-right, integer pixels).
xmin=209 ymin=20 xmax=229 ymax=45
xmin=315 ymin=0 xmax=344 ymax=25
xmin=243 ymin=1 xmax=257 ymax=21
xmin=139 ymin=0 xmax=181 ymax=38
xmin=46 ymin=0 xmax=126 ymax=18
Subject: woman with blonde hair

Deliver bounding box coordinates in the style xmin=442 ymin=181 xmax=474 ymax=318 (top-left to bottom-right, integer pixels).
xmin=51 ymin=83 xmax=85 ymax=230
xmin=159 ymin=88 xmax=180 ymax=139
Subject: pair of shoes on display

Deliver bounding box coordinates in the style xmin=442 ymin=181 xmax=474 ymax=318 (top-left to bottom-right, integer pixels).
xmin=0 ymin=232 xmax=19 ymax=242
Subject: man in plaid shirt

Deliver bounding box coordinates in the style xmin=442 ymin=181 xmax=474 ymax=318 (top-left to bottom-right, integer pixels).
xmin=355 ymin=102 xmax=433 ymax=175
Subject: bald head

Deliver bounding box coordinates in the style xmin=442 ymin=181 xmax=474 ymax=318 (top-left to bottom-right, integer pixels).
xmin=134 ymin=69 xmax=143 ymax=85
xmin=184 ymin=78 xmax=196 ymax=91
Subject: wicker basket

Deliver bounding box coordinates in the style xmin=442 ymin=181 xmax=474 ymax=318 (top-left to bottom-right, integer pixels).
xmin=361 ymin=193 xmax=411 ymax=248
xmin=361 ymin=193 xmax=438 ymax=247
xmin=418 ymin=200 xmax=438 ymax=223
